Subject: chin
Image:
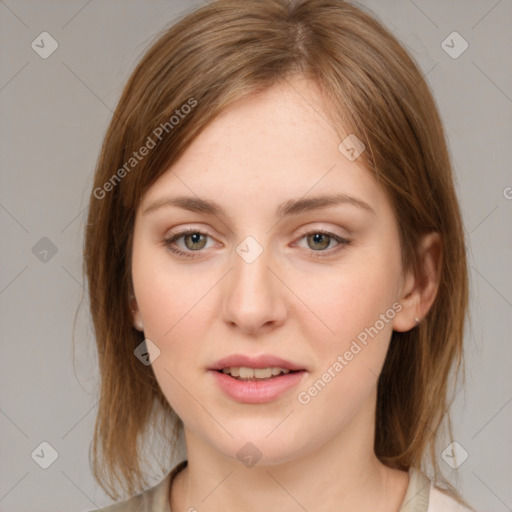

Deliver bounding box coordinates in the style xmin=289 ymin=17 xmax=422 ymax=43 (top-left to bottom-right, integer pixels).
xmin=207 ymin=428 xmax=313 ymax=468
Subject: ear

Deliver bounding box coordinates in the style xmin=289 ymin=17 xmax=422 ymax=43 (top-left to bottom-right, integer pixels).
xmin=392 ymin=232 xmax=442 ymax=332
xmin=129 ymin=295 xmax=144 ymax=332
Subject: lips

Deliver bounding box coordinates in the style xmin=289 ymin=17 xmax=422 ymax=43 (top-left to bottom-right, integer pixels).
xmin=209 ymin=353 xmax=307 ymax=372
xmin=210 ymin=366 xmax=307 ymax=404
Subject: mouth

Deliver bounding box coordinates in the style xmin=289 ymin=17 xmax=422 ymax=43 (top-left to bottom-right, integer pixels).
xmin=208 ymin=354 xmax=308 ymax=403
xmin=215 ymin=367 xmax=304 ymax=382
xmin=209 ymin=354 xmax=307 ymax=373
xmin=209 ymin=366 xmax=307 ymax=404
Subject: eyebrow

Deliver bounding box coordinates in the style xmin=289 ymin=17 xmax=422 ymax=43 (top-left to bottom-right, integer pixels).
xmin=142 ymin=193 xmax=376 ymax=218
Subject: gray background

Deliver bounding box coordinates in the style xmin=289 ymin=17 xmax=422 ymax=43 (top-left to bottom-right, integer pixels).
xmin=0 ymin=1 xmax=511 ymax=511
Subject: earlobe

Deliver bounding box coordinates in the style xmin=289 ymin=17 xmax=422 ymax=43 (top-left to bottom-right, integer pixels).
xmin=130 ymin=295 xmax=144 ymax=332
xmin=392 ymin=232 xmax=442 ymax=333
xmin=392 ymin=283 xmax=418 ymax=333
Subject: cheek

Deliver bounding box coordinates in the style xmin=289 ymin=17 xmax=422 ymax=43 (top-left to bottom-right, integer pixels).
xmin=293 ymin=247 xmax=401 ymax=410
xmin=297 ymin=254 xmax=401 ymax=347
xmin=134 ymin=266 xmax=209 ymax=419
xmin=131 ymin=245 xmax=218 ymax=384
xmin=294 ymin=272 xmax=396 ymax=426
xmin=132 ymin=240 xmax=210 ymax=340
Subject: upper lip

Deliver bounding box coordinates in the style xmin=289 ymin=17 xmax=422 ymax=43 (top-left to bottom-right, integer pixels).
xmin=209 ymin=354 xmax=307 ymax=372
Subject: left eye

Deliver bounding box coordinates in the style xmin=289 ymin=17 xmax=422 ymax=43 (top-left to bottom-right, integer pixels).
xmin=293 ymin=230 xmax=351 ymax=257
xmin=163 ymin=229 xmax=350 ymax=259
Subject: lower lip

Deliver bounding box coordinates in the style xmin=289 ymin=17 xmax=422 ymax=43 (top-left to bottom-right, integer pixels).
xmin=210 ymin=370 xmax=307 ymax=404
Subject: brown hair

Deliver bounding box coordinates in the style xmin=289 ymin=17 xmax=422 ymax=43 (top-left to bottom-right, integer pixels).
xmin=81 ymin=0 xmax=469 ymax=502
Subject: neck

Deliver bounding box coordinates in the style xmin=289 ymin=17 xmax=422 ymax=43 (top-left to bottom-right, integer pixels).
xmin=170 ymin=396 xmax=409 ymax=512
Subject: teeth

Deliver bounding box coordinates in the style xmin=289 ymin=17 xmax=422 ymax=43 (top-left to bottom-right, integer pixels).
xmin=221 ymin=366 xmax=292 ymax=379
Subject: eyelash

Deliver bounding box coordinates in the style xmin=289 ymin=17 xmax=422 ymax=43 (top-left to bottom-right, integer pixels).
xmin=163 ymin=228 xmax=351 ymax=260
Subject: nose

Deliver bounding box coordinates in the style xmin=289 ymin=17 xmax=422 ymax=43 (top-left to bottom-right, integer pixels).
xmin=221 ymin=244 xmax=287 ymax=335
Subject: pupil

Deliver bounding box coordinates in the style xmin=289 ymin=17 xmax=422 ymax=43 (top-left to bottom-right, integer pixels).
xmin=186 ymin=232 xmax=205 ymax=250
xmin=310 ymin=233 xmax=329 ymax=250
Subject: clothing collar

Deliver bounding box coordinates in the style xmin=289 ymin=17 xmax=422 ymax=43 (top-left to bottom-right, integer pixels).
xmin=151 ymin=460 xmax=430 ymax=512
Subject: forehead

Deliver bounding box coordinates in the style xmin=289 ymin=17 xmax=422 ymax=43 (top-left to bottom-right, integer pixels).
xmin=139 ymin=77 xmax=386 ymax=220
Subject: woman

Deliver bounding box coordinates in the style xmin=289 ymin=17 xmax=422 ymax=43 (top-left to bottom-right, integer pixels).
xmin=83 ymin=0 xmax=473 ymax=510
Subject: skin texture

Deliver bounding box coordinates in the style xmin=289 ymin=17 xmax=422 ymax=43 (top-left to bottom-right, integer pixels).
xmin=130 ymin=76 xmax=441 ymax=512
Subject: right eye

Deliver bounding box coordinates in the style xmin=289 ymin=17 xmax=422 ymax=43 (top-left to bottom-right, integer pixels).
xmin=163 ymin=229 xmax=215 ymax=259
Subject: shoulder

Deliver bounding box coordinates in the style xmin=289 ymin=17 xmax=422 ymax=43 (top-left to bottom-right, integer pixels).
xmin=428 ymin=485 xmax=475 ymax=512
xmin=83 ymin=495 xmax=143 ymax=512
xmin=82 ymin=475 xmax=169 ymax=512
xmin=83 ymin=460 xmax=187 ymax=512
xmin=404 ymin=466 xmax=475 ymax=512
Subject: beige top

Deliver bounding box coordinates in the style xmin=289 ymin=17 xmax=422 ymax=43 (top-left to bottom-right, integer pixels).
xmin=86 ymin=460 xmax=473 ymax=512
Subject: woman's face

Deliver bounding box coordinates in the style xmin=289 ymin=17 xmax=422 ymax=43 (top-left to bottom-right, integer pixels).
xmin=130 ymin=76 xmax=412 ymax=465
